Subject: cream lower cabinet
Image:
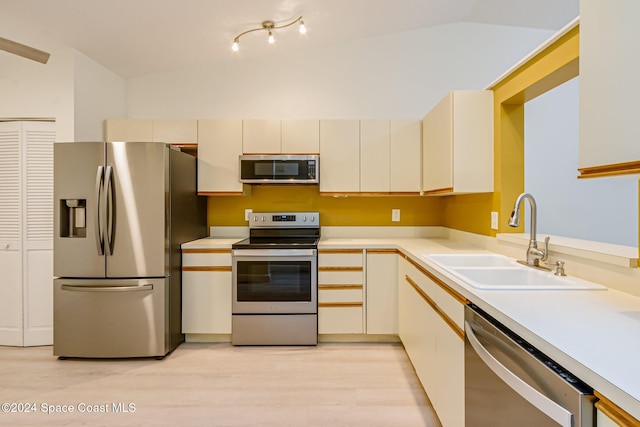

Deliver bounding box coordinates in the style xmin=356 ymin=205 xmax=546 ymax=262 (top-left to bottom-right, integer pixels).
xmin=398 ymin=254 xmax=466 ymax=427
xmin=595 ymin=391 xmax=640 ymax=427
xmin=366 ymin=250 xmax=398 ymax=334
xmin=318 ymin=249 xmax=364 ymax=334
xmin=181 ymin=249 xmax=232 ymax=335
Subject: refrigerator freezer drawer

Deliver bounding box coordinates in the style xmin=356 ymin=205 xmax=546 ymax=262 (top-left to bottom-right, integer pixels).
xmin=53 ymin=278 xmax=168 ymax=358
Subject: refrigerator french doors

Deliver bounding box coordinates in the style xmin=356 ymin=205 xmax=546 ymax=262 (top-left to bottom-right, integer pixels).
xmin=54 ymin=141 xmax=167 ymax=278
xmin=53 ymin=141 xmax=206 ymax=358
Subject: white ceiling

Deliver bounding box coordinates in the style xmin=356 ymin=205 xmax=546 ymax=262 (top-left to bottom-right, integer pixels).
xmin=0 ymin=0 xmax=578 ymax=78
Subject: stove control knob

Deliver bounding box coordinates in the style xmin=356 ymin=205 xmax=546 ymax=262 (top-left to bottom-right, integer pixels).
xmin=262 ymin=216 xmax=266 ymax=222
xmin=253 ymin=216 xmax=258 ymax=222
xmin=311 ymin=215 xmax=315 ymax=222
xmin=302 ymin=215 xmax=307 ymax=222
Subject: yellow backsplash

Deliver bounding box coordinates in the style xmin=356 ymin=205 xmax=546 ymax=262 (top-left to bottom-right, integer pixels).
xmin=207 ymin=185 xmax=443 ymax=227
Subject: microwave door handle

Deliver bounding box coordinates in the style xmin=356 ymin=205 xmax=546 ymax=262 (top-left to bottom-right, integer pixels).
xmin=464 ymin=321 xmax=573 ymax=427
xmin=105 ymin=165 xmax=115 ymax=255
xmin=94 ymin=166 xmax=104 ymax=256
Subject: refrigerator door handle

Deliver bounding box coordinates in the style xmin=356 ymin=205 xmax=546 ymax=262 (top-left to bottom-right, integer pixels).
xmin=95 ymin=166 xmax=104 ymax=255
xmin=105 ymin=165 xmax=115 ymax=255
xmin=60 ymin=284 xmax=154 ymax=292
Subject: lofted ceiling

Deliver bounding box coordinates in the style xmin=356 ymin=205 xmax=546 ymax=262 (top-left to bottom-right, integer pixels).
xmin=0 ymin=0 xmax=579 ymax=78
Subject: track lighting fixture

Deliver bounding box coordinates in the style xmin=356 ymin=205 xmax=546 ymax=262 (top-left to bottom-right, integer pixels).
xmin=232 ymin=16 xmax=306 ymax=52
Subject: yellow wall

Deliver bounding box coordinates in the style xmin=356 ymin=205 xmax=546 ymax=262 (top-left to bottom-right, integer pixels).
xmin=207 ymin=24 xmax=584 ymax=236
xmin=444 ymin=24 xmax=579 ymax=236
xmin=208 ymin=186 xmax=442 ymax=226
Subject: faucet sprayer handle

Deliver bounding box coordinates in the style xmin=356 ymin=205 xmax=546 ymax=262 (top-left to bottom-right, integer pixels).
xmin=542 ymin=236 xmax=550 ymax=261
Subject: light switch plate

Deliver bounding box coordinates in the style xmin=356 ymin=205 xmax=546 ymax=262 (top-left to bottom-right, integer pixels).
xmin=245 ymin=209 xmax=252 ymax=221
xmin=392 ymin=209 xmax=401 ymax=222
xmin=491 ymin=211 xmax=499 ymax=230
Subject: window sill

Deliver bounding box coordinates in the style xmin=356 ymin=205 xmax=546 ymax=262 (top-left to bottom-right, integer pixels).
xmin=496 ymin=233 xmax=638 ymax=268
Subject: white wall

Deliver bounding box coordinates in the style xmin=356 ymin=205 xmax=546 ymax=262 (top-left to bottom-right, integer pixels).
xmin=0 ymin=48 xmax=75 ymax=141
xmin=126 ymin=23 xmax=555 ymax=119
xmin=0 ymin=48 xmax=126 ymax=142
xmin=525 ymin=77 xmax=638 ymax=247
xmin=73 ymin=51 xmax=126 ymax=141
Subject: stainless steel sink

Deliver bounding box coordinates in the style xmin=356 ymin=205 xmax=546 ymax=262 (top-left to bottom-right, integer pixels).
xmin=423 ymin=253 xmax=606 ymax=290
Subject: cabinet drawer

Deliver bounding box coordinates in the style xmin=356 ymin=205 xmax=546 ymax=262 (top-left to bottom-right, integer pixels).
xmin=319 ymin=287 xmax=363 ymax=303
xmin=319 ymin=251 xmax=363 ymax=267
xmin=319 ymin=270 xmax=363 ymax=285
xmin=318 ymin=306 xmax=363 ymax=334
xmin=182 ymin=249 xmax=232 ymax=268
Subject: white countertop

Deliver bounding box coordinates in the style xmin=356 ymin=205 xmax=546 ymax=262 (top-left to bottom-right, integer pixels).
xmin=182 ymin=236 xmax=640 ymax=418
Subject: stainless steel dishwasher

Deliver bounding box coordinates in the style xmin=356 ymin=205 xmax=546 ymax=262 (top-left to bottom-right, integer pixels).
xmin=465 ymin=304 xmax=595 ymax=426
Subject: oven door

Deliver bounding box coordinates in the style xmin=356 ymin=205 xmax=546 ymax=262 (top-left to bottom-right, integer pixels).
xmin=232 ymin=249 xmax=317 ymax=314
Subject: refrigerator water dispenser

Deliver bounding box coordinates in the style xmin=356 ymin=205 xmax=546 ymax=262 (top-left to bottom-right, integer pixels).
xmin=60 ymin=199 xmax=86 ymax=237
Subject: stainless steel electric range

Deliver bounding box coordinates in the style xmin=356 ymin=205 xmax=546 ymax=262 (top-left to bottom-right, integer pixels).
xmin=231 ymin=212 xmax=319 ymax=345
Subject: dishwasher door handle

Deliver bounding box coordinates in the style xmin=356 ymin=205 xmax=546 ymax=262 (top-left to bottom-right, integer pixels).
xmin=465 ymin=321 xmax=573 ymax=427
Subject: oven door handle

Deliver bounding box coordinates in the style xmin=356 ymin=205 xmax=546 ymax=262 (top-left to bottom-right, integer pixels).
xmin=232 ymin=249 xmax=316 ymax=257
xmin=465 ymin=321 xmax=573 ymax=427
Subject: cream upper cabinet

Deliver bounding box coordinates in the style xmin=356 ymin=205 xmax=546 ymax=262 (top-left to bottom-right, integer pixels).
xmin=104 ymin=119 xmax=153 ymax=142
xmin=319 ymin=120 xmax=360 ymax=193
xmin=579 ymin=0 xmax=640 ymax=177
xmin=242 ymin=120 xmax=281 ymax=154
xmin=197 ymin=119 xmax=243 ymax=194
xmin=390 ymin=120 xmax=421 ymax=193
xmin=152 ymin=119 xmax=197 ymax=144
xmin=105 ymin=119 xmax=197 ymax=145
xmin=281 ymin=120 xmax=319 ymax=153
xmin=360 ymin=120 xmax=390 ymax=192
xmin=243 ymin=120 xmax=319 ymax=154
xmin=422 ymin=90 xmax=493 ymax=195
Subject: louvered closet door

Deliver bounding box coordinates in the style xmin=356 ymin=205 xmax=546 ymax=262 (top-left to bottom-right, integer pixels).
xmin=0 ymin=122 xmax=23 ymax=345
xmin=0 ymin=121 xmax=55 ymax=346
xmin=23 ymin=121 xmax=55 ymax=346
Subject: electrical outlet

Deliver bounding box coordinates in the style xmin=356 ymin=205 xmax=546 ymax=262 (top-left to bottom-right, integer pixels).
xmin=491 ymin=211 xmax=499 ymax=230
xmin=392 ymin=209 xmax=401 ymax=222
xmin=245 ymin=209 xmax=252 ymax=221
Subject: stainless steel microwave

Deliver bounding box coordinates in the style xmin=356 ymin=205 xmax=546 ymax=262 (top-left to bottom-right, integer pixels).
xmin=239 ymin=154 xmax=319 ymax=184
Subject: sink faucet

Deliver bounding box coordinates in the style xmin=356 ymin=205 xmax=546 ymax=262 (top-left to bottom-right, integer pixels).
xmin=508 ymin=193 xmax=549 ymax=268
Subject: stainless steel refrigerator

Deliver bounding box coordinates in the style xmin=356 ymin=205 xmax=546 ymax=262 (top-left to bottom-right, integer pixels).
xmin=53 ymin=141 xmax=207 ymax=358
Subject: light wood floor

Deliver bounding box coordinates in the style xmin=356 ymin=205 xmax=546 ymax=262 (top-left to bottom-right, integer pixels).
xmin=0 ymin=342 xmax=441 ymax=426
